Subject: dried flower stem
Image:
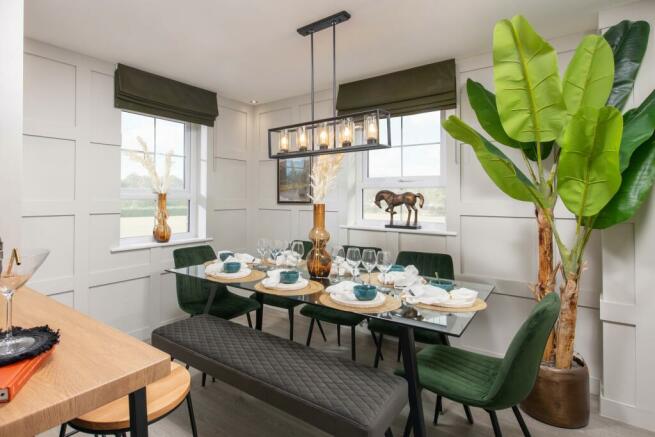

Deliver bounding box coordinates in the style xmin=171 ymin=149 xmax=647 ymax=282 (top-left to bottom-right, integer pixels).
xmin=309 ymin=154 xmax=344 ymax=204
xmin=128 ymin=136 xmax=173 ymax=194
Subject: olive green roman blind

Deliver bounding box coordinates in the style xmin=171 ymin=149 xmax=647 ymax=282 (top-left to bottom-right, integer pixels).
xmin=114 ymin=63 xmax=218 ymax=126
xmin=336 ymin=59 xmax=456 ymax=116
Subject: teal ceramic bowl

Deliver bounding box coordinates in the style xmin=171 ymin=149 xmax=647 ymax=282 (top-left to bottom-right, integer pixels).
xmin=223 ymin=262 xmax=241 ymax=273
xmin=219 ymin=251 xmax=234 ymax=261
xmin=279 ymin=270 xmax=300 ymax=284
xmin=430 ymin=279 xmax=455 ymax=292
xmin=389 ymin=264 xmax=405 ymax=272
xmin=353 ymin=284 xmax=377 ymax=301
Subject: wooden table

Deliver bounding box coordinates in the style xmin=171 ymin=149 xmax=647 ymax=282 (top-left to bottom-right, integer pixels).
xmin=0 ymin=288 xmax=170 ymax=437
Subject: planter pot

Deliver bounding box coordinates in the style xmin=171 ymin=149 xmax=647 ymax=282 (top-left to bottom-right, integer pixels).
xmin=520 ymin=355 xmax=589 ymax=428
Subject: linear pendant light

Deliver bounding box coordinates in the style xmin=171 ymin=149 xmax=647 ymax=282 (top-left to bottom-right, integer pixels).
xmin=268 ymin=11 xmax=391 ymax=159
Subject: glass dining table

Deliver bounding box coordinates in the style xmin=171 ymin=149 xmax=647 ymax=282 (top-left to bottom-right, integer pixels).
xmin=167 ymin=263 xmax=495 ymax=437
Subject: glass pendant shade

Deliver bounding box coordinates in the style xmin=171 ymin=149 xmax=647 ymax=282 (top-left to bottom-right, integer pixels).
xmin=340 ymin=117 xmax=353 ymax=147
xmin=279 ymin=129 xmax=289 ymax=153
xmin=297 ymin=126 xmax=308 ymax=151
xmin=318 ymin=123 xmax=329 ymax=149
xmin=365 ymin=114 xmax=378 ymax=144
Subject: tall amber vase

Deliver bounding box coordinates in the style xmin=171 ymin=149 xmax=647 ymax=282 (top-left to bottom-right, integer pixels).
xmin=307 ymin=203 xmax=332 ymax=278
xmin=153 ymin=193 xmax=172 ymax=243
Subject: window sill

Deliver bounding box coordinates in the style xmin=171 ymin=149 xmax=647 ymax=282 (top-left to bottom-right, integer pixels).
xmin=340 ymin=224 xmax=456 ymax=237
xmin=111 ymin=237 xmax=213 ymax=253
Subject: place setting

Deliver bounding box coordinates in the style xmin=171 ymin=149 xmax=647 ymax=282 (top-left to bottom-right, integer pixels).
xmin=403 ymin=281 xmax=487 ymax=313
xmin=254 ymin=269 xmax=324 ymax=296
xmin=204 ymin=252 xmax=266 ymax=283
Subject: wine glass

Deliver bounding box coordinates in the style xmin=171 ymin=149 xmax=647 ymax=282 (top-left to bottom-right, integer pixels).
xmin=331 ymin=246 xmax=345 ymax=282
xmin=346 ymin=248 xmax=361 ymax=282
xmin=290 ymin=241 xmax=305 ymax=270
xmin=361 ymin=249 xmax=377 ymax=285
xmin=376 ymin=250 xmax=393 ymax=290
xmin=0 ymin=248 xmax=50 ymax=357
xmin=271 ymin=240 xmax=283 ymax=264
xmin=256 ymin=238 xmax=270 ymax=268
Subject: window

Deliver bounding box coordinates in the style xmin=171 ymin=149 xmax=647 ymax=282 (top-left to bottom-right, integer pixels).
xmin=120 ymin=111 xmax=196 ymax=241
xmin=360 ymin=110 xmax=446 ymax=226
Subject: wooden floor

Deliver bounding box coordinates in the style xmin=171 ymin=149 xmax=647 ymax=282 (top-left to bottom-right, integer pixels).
xmin=41 ymin=309 xmax=654 ymax=437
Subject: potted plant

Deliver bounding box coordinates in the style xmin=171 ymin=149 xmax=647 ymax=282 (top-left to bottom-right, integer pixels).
xmin=444 ymin=16 xmax=654 ymax=427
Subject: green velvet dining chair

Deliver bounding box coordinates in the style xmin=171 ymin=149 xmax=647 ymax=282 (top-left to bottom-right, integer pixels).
xmin=398 ymin=292 xmax=561 ymax=437
xmin=247 ymin=240 xmax=311 ymax=341
xmin=299 ymin=244 xmax=381 ymax=361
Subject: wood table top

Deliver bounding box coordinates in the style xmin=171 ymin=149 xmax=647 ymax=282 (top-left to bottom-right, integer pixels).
xmin=0 ymin=287 xmax=171 ymax=437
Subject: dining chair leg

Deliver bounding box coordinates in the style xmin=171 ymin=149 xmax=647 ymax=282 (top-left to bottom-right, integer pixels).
xmin=185 ymin=363 xmax=190 ymax=370
xmin=433 ymin=395 xmax=442 ymax=425
xmin=186 ymin=393 xmax=199 ymax=437
xmin=201 ymin=372 xmax=207 ymax=387
xmin=397 ymin=341 xmax=402 ymax=362
xmin=246 ymin=312 xmax=253 ymax=328
xmin=403 ymin=410 xmax=413 ymax=437
xmin=512 ymin=405 xmax=531 ymax=437
xmin=351 ymin=325 xmax=357 ymax=361
xmin=58 ymin=424 xmax=67 ymax=437
xmin=464 ymin=405 xmax=474 ymax=424
xmin=384 ymin=428 xmax=394 ymax=437
xmin=316 ymin=320 xmax=328 ymax=342
xmin=337 ymin=324 xmax=341 ymax=346
xmin=373 ymin=333 xmax=384 ymax=368
xmin=487 ymin=410 xmax=503 ymax=437
xmin=288 ymin=308 xmax=294 ymax=341
xmin=306 ymin=318 xmax=315 ymax=346
xmin=212 ymin=376 xmax=215 ymax=383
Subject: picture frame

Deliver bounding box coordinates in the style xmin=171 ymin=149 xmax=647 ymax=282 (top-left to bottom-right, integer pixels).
xmin=277 ymin=157 xmax=312 ymax=204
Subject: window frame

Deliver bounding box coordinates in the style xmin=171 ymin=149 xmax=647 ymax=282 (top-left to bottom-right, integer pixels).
xmin=119 ymin=110 xmax=199 ymax=245
xmin=357 ymin=110 xmax=449 ymax=228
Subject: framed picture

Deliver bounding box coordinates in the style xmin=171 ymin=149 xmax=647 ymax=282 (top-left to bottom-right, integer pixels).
xmin=277 ymin=157 xmax=312 ymax=204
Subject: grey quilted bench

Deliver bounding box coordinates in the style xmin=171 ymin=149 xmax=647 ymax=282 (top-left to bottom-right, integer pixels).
xmin=152 ymin=314 xmax=407 ymax=437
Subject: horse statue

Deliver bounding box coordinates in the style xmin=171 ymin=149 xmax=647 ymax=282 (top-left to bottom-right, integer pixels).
xmin=374 ymin=190 xmax=424 ymax=227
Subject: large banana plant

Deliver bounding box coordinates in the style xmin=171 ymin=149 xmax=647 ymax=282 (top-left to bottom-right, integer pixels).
xmin=444 ymin=16 xmax=653 ymax=369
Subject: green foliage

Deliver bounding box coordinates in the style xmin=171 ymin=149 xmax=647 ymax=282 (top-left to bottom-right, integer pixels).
xmin=595 ymin=134 xmax=655 ymax=229
xmin=558 ymin=107 xmax=623 ymax=217
xmin=604 ymin=20 xmax=651 ymax=110
xmin=443 ymin=116 xmax=537 ymax=203
xmin=562 ymin=35 xmax=614 ymax=115
xmin=466 ymin=79 xmax=553 ymax=160
xmin=493 ymin=15 xmax=565 ymax=143
xmin=619 ymin=90 xmax=655 ymax=171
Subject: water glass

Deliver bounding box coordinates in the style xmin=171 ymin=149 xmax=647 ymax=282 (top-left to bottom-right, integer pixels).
xmin=331 ymin=246 xmax=345 ymax=282
xmin=290 ymin=241 xmax=305 ymax=270
xmin=346 ymin=248 xmax=361 ymax=282
xmin=376 ymin=250 xmax=393 ymax=290
xmin=361 ymin=249 xmax=377 ymax=285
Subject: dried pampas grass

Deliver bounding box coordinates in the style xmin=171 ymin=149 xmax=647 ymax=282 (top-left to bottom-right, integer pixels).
xmin=310 ymin=154 xmax=344 ymax=204
xmin=128 ymin=136 xmax=173 ymax=194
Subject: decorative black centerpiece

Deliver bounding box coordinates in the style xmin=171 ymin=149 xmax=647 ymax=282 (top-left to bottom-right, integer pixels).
xmin=374 ymin=190 xmax=424 ymax=229
xmin=0 ymin=325 xmax=60 ymax=366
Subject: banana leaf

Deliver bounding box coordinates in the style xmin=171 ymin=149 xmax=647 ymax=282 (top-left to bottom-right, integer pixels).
xmin=562 ymin=34 xmax=614 ymax=115
xmin=466 ymin=79 xmax=553 ymax=161
xmin=619 ymin=89 xmax=655 ymax=171
xmin=604 ymin=20 xmax=650 ymax=111
xmin=493 ymin=15 xmax=566 ymax=143
xmin=558 ymin=106 xmax=623 ymax=217
xmin=594 ymin=134 xmax=655 ymax=229
xmin=443 ymin=115 xmax=537 ymax=202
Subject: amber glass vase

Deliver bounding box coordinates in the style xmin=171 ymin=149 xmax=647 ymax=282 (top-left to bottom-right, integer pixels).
xmin=307 ymin=203 xmax=332 ymax=278
xmin=153 ymin=193 xmax=172 ymax=243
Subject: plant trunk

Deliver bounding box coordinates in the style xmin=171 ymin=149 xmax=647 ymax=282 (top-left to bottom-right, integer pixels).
xmin=555 ymin=271 xmax=580 ymax=369
xmin=536 ymin=207 xmax=556 ymax=362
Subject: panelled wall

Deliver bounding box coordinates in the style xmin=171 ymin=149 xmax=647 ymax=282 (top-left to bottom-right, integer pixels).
xmin=20 ymin=39 xmax=238 ymax=339
xmin=598 ymin=1 xmax=655 ymax=431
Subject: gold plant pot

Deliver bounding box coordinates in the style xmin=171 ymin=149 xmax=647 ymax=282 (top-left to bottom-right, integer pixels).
xmin=307 ymin=204 xmax=332 ymax=278
xmin=153 ymin=193 xmax=172 ymax=243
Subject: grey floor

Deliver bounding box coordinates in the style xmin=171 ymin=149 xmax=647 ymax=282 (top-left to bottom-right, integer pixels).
xmin=42 ymin=309 xmax=654 ymax=437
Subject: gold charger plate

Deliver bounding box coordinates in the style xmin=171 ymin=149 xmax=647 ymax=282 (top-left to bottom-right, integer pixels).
xmin=206 ymin=269 xmax=266 ymax=284
xmin=254 ymin=280 xmax=324 ymax=296
xmin=415 ymin=298 xmax=487 ymax=313
xmin=318 ymin=293 xmax=402 ymax=314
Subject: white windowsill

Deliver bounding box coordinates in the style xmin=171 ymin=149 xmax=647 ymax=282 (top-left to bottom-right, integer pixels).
xmin=340 ymin=224 xmax=457 ymax=237
xmin=111 ymin=237 xmax=213 ymax=253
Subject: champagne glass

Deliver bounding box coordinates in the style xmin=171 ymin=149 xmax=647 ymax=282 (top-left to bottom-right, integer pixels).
xmin=361 ymin=249 xmax=377 ymax=285
xmin=346 ymin=248 xmax=361 ymax=282
xmin=0 ymin=248 xmax=50 ymax=357
xmin=376 ymin=250 xmax=393 ymax=291
xmin=290 ymin=241 xmax=305 ymax=270
xmin=331 ymin=246 xmax=345 ymax=282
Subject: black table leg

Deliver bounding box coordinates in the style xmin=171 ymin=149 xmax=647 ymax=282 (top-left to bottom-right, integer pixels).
xmin=400 ymin=326 xmax=425 ymax=437
xmin=255 ymin=292 xmax=264 ymax=331
xmin=129 ymin=387 xmax=148 ymax=436
xmin=202 ymin=283 xmax=218 ymax=314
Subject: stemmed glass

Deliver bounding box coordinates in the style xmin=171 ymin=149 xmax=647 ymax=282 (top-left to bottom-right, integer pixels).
xmin=331 ymin=246 xmax=345 ymax=282
xmin=290 ymin=241 xmax=305 ymax=271
xmin=271 ymin=240 xmax=284 ymax=264
xmin=361 ymin=249 xmax=377 ymax=285
xmin=0 ymin=248 xmax=50 ymax=357
xmin=376 ymin=250 xmax=393 ymax=291
xmin=346 ymin=248 xmax=361 ymax=282
xmin=256 ymin=238 xmax=270 ymax=268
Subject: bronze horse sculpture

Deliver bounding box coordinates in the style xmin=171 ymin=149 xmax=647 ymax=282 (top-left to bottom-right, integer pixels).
xmin=374 ymin=190 xmax=424 ymax=227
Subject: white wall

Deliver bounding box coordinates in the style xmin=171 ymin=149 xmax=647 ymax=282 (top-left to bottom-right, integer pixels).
xmin=0 ymin=0 xmax=23 ymax=251
xmin=599 ymin=1 xmax=655 ymax=431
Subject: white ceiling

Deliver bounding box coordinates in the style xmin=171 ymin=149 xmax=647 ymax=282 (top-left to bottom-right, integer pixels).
xmin=25 ymin=0 xmax=635 ymax=104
